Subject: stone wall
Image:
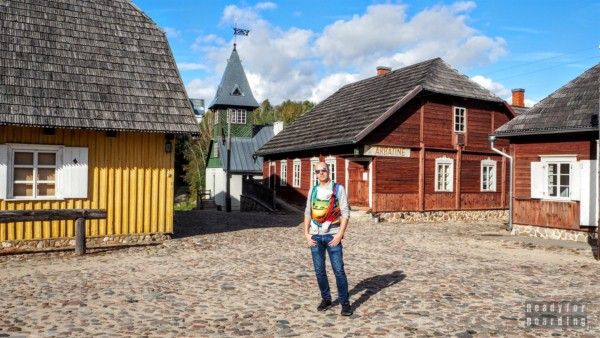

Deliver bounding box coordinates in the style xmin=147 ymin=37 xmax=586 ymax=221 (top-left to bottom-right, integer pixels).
xmin=511 ymin=224 xmax=598 ymax=243
xmin=0 ymin=233 xmax=171 ymax=254
xmin=376 ymin=209 xmax=508 ymax=223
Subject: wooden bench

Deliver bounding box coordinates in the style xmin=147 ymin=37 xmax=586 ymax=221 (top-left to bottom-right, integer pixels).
xmin=0 ymin=209 xmax=107 ymax=255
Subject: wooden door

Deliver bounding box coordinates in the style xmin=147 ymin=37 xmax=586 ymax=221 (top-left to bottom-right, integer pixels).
xmin=348 ymin=161 xmax=369 ymax=206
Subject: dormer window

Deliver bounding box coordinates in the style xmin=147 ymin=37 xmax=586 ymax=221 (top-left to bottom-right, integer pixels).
xmin=231 ymin=85 xmax=243 ymax=96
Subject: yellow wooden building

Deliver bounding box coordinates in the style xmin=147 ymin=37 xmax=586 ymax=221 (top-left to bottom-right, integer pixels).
xmin=0 ymin=0 xmax=199 ymax=248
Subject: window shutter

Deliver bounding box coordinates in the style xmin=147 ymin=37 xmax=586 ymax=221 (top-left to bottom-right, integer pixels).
xmin=570 ymin=162 xmax=580 ymax=201
xmin=448 ymin=159 xmax=455 ymax=192
xmin=58 ymin=147 xmax=89 ymax=199
xmin=0 ymin=145 xmax=7 ymax=199
xmin=579 ymin=160 xmax=596 ymax=225
xmin=530 ymin=162 xmax=544 ymax=199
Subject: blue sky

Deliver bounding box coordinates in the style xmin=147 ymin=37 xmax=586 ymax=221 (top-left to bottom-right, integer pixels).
xmin=134 ymin=0 xmax=599 ymax=106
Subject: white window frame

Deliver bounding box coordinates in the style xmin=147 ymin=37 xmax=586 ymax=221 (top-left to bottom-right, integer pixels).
xmin=280 ymin=160 xmax=288 ymax=186
xmin=435 ymin=157 xmax=454 ymax=192
xmin=6 ymin=144 xmax=63 ymax=200
xmin=453 ymin=106 xmax=466 ymax=133
xmin=213 ymin=111 xmax=219 ymax=125
xmin=292 ymin=159 xmax=301 ymax=188
xmin=540 ymin=155 xmax=577 ymax=201
xmin=227 ymin=108 xmax=247 ymax=125
xmin=310 ymin=157 xmax=319 ymax=186
xmin=325 ymin=156 xmax=336 ymax=183
xmin=212 ymin=142 xmax=219 ymax=158
xmin=480 ymin=159 xmax=497 ymax=192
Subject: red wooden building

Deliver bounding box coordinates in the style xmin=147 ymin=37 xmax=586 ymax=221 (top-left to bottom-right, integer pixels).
xmin=256 ymin=59 xmax=515 ymax=215
xmin=494 ymin=63 xmax=599 ymax=241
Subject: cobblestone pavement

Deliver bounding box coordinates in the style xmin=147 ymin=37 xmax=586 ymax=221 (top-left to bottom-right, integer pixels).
xmin=1 ymin=210 xmax=598 ymax=337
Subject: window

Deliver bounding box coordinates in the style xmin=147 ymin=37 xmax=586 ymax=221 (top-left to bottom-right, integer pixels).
xmin=435 ymin=157 xmax=454 ymax=192
xmin=212 ymin=142 xmax=219 ymax=158
xmin=531 ymin=156 xmax=578 ymax=201
xmin=227 ymin=108 xmax=247 ymax=124
xmin=280 ymin=161 xmax=287 ymax=186
xmin=453 ymin=107 xmax=466 ymax=133
xmin=12 ymin=151 xmax=57 ymax=198
xmin=213 ymin=111 xmax=219 ymax=125
xmin=481 ymin=159 xmax=497 ymax=192
xmin=0 ymin=144 xmax=89 ymax=200
xmin=547 ymin=162 xmax=571 ymax=198
xmin=292 ymin=159 xmax=301 ymax=188
xmin=326 ymin=156 xmax=336 ymax=183
xmin=310 ymin=157 xmax=319 ymax=186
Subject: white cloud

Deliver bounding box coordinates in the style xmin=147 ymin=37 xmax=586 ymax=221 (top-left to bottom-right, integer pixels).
xmin=255 ymin=2 xmax=277 ymax=10
xmin=177 ymin=63 xmax=208 ymax=71
xmin=186 ymin=78 xmax=217 ymax=101
xmin=315 ymin=2 xmax=506 ymax=71
xmin=310 ymin=73 xmax=359 ymax=103
xmin=471 ymin=75 xmax=538 ymax=107
xmin=184 ymin=2 xmax=509 ymax=105
xmin=162 ymin=27 xmax=181 ymax=39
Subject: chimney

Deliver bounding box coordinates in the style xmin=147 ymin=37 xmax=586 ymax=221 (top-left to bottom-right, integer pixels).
xmin=376 ymin=66 xmax=391 ymax=76
xmin=511 ymin=88 xmax=525 ymax=107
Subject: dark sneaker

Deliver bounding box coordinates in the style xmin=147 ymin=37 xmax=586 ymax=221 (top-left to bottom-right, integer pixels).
xmin=317 ymin=299 xmax=332 ymax=311
xmin=341 ymin=303 xmax=353 ymax=316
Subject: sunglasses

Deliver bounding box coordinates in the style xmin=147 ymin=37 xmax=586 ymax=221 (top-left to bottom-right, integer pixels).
xmin=314 ymin=169 xmax=329 ymax=174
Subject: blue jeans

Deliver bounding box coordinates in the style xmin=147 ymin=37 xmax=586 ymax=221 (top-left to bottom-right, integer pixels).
xmin=310 ymin=234 xmax=350 ymax=305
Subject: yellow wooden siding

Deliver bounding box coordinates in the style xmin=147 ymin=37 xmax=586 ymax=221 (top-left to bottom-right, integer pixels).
xmin=0 ymin=126 xmax=174 ymax=241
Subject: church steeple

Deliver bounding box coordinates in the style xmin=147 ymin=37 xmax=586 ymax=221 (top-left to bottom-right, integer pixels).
xmin=208 ymin=45 xmax=259 ymax=110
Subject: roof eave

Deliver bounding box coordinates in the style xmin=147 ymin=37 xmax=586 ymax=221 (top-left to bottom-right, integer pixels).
xmin=256 ymin=140 xmax=354 ymax=157
xmin=493 ymin=127 xmax=598 ymax=138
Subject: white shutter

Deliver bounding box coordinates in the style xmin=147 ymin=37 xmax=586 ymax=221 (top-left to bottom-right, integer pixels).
xmin=530 ymin=162 xmax=544 ymax=199
xmin=570 ymin=162 xmax=580 ymax=201
xmin=448 ymin=159 xmax=455 ymax=192
xmin=0 ymin=145 xmax=7 ymax=199
xmin=579 ymin=160 xmax=597 ymax=226
xmin=58 ymin=147 xmax=89 ymax=199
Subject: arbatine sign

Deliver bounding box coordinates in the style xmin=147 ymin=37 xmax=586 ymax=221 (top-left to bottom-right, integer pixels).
xmin=364 ymin=145 xmax=411 ymax=157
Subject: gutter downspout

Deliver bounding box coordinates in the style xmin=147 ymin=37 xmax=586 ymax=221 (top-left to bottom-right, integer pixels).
xmin=489 ymin=135 xmax=513 ymax=231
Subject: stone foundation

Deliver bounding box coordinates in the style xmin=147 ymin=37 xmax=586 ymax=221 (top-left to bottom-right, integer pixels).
xmin=0 ymin=233 xmax=171 ymax=254
xmin=511 ymin=224 xmax=598 ymax=243
xmin=376 ymin=209 xmax=508 ymax=223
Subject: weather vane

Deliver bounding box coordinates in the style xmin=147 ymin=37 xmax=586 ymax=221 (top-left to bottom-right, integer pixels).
xmin=233 ymin=23 xmax=250 ymax=47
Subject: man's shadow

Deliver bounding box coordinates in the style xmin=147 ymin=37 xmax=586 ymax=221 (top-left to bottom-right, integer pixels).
xmin=332 ymin=270 xmax=406 ymax=310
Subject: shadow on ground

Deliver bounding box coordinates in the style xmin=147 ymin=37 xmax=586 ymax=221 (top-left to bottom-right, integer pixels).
xmin=331 ymin=270 xmax=407 ymax=310
xmin=173 ymin=210 xmax=303 ymax=238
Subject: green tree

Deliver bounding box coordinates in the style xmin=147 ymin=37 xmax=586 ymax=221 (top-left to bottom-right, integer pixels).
xmin=181 ymin=110 xmax=214 ymax=201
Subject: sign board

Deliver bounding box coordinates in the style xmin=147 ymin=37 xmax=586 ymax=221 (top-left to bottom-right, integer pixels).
xmin=364 ymin=145 xmax=411 ymax=158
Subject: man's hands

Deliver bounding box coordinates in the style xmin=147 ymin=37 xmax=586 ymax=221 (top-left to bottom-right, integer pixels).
xmin=305 ymin=233 xmax=316 ymax=247
xmin=328 ymin=233 xmax=343 ymax=247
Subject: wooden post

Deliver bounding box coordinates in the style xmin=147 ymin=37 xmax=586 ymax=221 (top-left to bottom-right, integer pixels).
xmin=455 ymin=148 xmax=462 ymax=209
xmin=418 ymin=146 xmax=425 ymax=211
xmin=75 ymin=217 xmax=86 ymax=255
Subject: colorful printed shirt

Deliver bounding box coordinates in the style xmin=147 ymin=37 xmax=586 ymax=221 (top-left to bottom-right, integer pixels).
xmin=304 ymin=182 xmax=350 ymax=235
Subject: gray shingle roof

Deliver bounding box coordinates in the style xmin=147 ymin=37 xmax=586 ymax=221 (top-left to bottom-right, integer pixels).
xmin=218 ymin=125 xmax=273 ymax=173
xmin=256 ymin=58 xmax=504 ymax=156
xmin=495 ymin=63 xmax=599 ymax=137
xmin=511 ymin=106 xmax=529 ymax=116
xmin=208 ymin=46 xmax=259 ymax=110
xmin=0 ymin=0 xmax=199 ymax=134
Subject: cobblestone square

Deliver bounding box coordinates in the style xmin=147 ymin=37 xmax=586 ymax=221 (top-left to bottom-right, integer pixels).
xmin=1 ymin=210 xmax=598 ymax=337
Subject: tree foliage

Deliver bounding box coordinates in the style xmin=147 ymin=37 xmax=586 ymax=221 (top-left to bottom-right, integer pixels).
xmin=178 ymin=98 xmax=315 ymax=202
xmin=253 ymin=99 xmax=314 ymax=125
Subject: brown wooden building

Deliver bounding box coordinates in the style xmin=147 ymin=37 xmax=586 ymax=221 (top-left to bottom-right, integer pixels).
xmin=256 ymin=59 xmax=515 ymax=213
xmin=494 ymin=63 xmax=599 ymax=240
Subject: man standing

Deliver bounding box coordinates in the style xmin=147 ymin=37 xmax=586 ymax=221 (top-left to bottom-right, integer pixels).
xmin=304 ymin=161 xmax=352 ymax=316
